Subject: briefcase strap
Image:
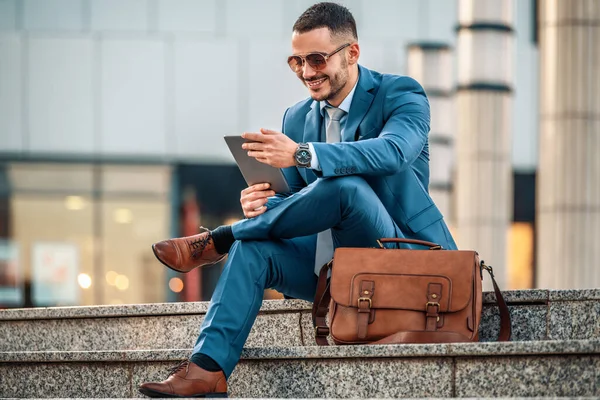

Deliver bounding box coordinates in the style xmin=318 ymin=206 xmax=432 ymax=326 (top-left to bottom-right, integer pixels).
xmin=311 ymin=260 xmax=512 ymax=346
xmin=312 ymin=261 xmax=332 ymax=346
xmin=481 ymin=261 xmax=512 ymax=342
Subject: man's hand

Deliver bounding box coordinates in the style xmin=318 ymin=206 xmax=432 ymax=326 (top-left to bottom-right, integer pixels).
xmin=240 ymin=183 xmax=276 ymax=218
xmin=242 ymin=128 xmax=297 ymax=168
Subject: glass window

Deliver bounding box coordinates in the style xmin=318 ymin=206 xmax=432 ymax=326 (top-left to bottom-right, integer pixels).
xmin=101 ymin=199 xmax=169 ymax=305
xmin=11 ymin=194 xmax=95 ymax=306
xmin=0 ymin=162 xmax=171 ymax=308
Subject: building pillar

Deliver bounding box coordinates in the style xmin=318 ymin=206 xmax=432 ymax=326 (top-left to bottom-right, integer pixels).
xmin=456 ymin=0 xmax=514 ymax=288
xmin=537 ymin=0 xmax=600 ymax=289
xmin=407 ymin=43 xmax=455 ymax=226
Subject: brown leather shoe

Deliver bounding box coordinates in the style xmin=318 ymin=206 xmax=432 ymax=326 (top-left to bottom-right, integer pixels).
xmin=152 ymin=227 xmax=226 ymax=273
xmin=139 ymin=359 xmax=227 ymax=398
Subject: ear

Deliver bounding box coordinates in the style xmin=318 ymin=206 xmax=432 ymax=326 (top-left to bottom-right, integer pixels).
xmin=347 ymin=43 xmax=360 ymax=66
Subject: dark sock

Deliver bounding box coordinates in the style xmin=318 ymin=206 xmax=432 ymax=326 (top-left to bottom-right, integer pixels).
xmin=211 ymin=225 xmax=235 ymax=254
xmin=189 ymin=353 xmax=222 ymax=372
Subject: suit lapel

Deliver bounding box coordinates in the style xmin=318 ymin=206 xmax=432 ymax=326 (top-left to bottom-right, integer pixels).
xmin=343 ymin=66 xmax=376 ymax=142
xmin=301 ymin=101 xmax=322 ymax=184
xmin=303 ymin=100 xmax=322 ymax=144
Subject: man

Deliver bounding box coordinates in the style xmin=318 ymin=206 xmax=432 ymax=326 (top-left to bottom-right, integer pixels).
xmin=139 ymin=2 xmax=457 ymax=398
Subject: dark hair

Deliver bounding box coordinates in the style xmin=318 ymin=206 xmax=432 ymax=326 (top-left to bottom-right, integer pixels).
xmin=293 ymin=2 xmax=358 ymax=41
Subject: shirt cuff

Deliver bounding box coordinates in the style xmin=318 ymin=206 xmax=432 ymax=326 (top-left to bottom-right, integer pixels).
xmin=308 ymin=143 xmax=321 ymax=170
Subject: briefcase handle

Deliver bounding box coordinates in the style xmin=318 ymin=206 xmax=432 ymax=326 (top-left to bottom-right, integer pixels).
xmin=377 ymin=238 xmax=443 ymax=250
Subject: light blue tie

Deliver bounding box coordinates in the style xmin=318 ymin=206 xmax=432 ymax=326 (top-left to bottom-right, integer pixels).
xmin=314 ymin=107 xmax=346 ymax=274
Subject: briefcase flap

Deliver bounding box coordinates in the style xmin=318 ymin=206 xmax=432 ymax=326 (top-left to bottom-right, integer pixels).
xmin=330 ymin=248 xmax=478 ymax=313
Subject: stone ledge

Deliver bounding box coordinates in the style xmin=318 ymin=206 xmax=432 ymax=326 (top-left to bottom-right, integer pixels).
xmin=482 ymin=289 xmax=548 ymax=304
xmin=2 ymin=297 xmax=598 ymax=353
xmin=0 ymin=303 xmax=553 ymax=352
xmin=482 ymin=289 xmax=600 ymax=304
xmin=0 ymin=299 xmax=312 ymax=321
xmin=2 ymin=342 xmax=598 ymax=398
xmin=0 ymin=312 xmax=304 ymax=352
xmin=241 ymin=339 xmax=600 ymax=359
xmin=548 ymin=289 xmax=600 ymax=301
xmin=2 ymin=289 xmax=598 ymax=321
xmin=1 ymin=339 xmax=598 ymax=363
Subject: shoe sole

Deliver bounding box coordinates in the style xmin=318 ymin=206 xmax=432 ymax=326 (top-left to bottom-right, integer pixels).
xmin=151 ymin=244 xmax=226 ymax=274
xmin=139 ymin=387 xmax=228 ymax=398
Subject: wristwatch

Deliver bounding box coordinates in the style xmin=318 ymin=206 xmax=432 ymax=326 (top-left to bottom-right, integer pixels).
xmin=294 ymin=143 xmax=312 ymax=168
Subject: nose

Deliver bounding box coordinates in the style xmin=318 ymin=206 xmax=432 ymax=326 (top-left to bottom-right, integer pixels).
xmin=302 ymin=62 xmax=317 ymax=80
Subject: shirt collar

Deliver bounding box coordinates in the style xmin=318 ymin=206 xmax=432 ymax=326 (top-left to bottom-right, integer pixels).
xmin=319 ymin=75 xmax=359 ymax=117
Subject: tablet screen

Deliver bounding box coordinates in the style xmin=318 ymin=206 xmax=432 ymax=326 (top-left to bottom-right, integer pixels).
xmin=224 ymin=135 xmax=291 ymax=193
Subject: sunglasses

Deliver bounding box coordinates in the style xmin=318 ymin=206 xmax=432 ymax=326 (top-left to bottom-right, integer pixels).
xmin=287 ymin=43 xmax=351 ymax=73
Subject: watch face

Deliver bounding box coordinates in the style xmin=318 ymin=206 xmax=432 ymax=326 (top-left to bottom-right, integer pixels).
xmin=296 ymin=147 xmax=311 ymax=165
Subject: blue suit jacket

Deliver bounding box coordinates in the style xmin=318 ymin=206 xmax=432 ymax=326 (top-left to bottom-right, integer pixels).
xmin=269 ymin=65 xmax=457 ymax=250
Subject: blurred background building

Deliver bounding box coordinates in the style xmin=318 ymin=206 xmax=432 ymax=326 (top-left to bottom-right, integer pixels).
xmin=0 ymin=0 xmax=596 ymax=308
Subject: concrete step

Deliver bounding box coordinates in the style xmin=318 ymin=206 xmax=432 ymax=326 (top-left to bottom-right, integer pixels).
xmin=1 ymin=289 xmax=599 ymax=352
xmin=1 ymin=339 xmax=598 ymax=398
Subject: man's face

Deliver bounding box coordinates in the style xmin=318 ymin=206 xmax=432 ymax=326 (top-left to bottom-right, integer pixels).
xmin=291 ymin=27 xmax=350 ymax=103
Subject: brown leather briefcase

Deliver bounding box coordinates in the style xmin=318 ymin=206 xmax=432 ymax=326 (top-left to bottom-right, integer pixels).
xmin=312 ymin=238 xmax=511 ymax=345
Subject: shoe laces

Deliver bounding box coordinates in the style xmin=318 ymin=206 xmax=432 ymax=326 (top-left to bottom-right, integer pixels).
xmin=167 ymin=359 xmax=190 ymax=377
xmin=188 ymin=227 xmax=211 ymax=259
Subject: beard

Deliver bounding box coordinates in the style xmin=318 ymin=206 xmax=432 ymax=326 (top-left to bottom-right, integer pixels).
xmin=303 ymin=59 xmax=349 ymax=102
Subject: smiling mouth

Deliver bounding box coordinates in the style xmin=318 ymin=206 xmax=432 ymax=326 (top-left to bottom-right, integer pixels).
xmin=306 ymin=77 xmax=327 ymax=88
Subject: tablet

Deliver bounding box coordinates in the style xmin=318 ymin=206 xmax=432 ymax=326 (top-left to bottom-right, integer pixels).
xmin=224 ymin=135 xmax=291 ymax=193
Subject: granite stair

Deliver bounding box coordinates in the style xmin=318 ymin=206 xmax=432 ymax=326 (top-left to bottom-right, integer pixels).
xmin=1 ymin=289 xmax=599 ymax=398
xmin=1 ymin=340 xmax=598 ymax=398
